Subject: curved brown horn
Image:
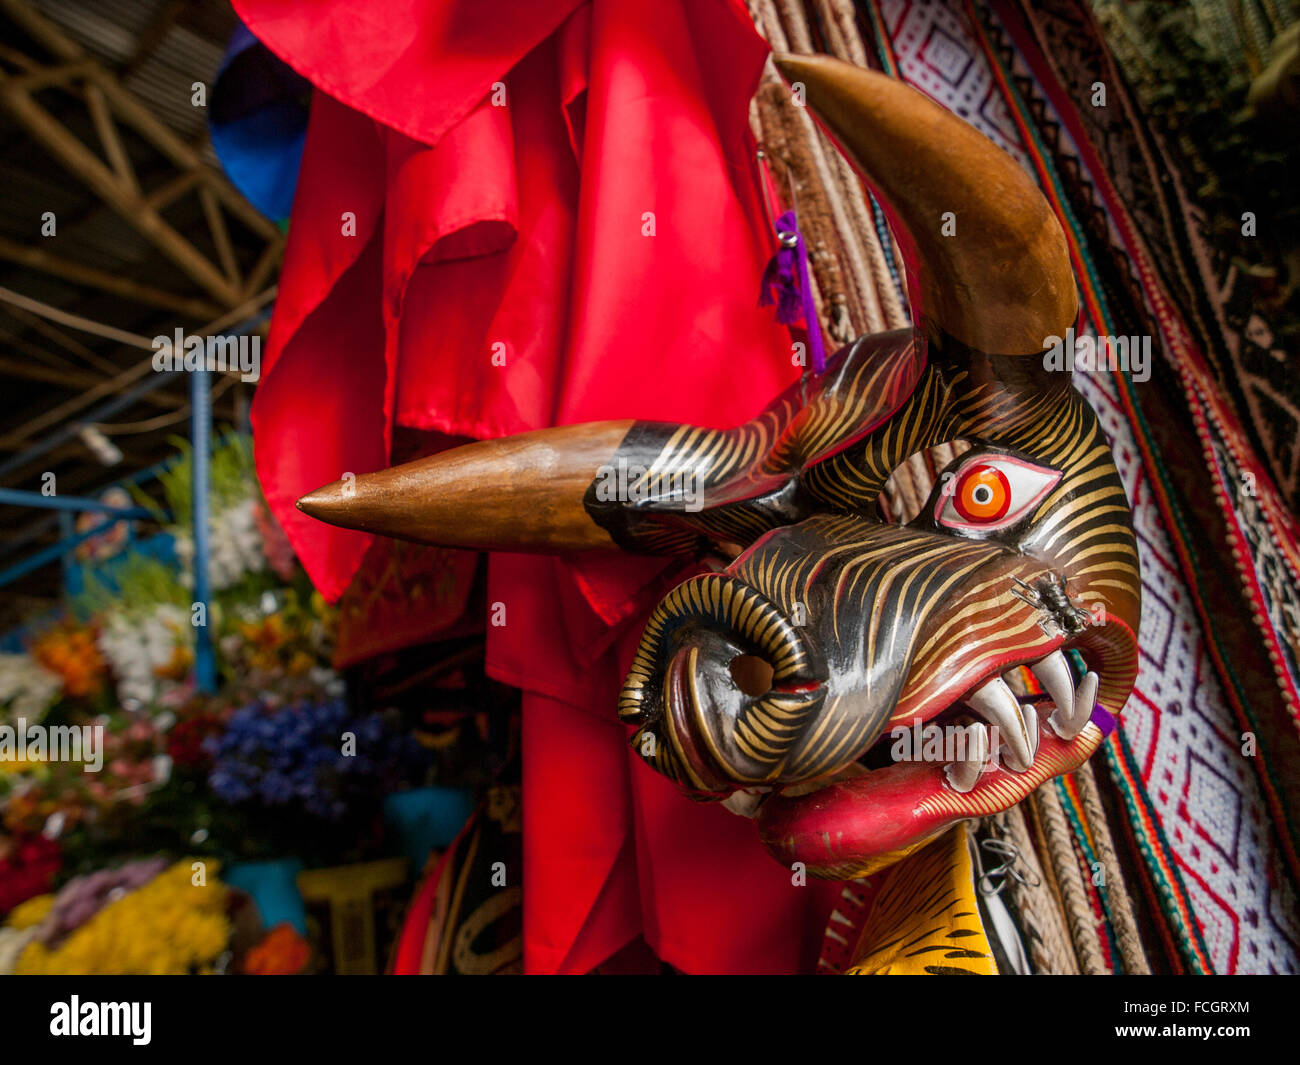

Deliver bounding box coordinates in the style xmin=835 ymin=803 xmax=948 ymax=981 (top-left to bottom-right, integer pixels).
xmin=772 ymin=53 xmax=1076 ymax=356
xmin=296 ymin=421 xmax=633 ymax=552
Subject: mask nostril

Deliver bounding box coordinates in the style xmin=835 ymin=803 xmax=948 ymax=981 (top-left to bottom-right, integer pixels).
xmin=729 ymin=654 xmax=774 ymax=697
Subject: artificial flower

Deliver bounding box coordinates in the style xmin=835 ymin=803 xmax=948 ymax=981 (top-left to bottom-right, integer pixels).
xmin=0 ymin=834 xmax=61 ymax=915
xmin=13 ymin=858 xmax=229 ymax=975
xmin=174 ymin=498 xmax=268 ymax=591
xmin=97 ymin=604 xmax=192 ymax=707
xmin=167 ymin=714 xmax=224 ymax=770
xmin=30 ymin=622 xmax=106 ymax=699
xmin=0 ymin=654 xmax=62 ymax=725
xmin=6 ymin=892 xmax=54 ymax=930
xmin=242 ymin=922 xmax=311 ymax=975
xmin=208 ymin=700 xmax=424 ymax=820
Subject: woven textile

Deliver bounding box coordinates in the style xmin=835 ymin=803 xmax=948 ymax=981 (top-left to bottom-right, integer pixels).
xmin=1079 ymin=357 xmax=1298 ymax=973
xmin=867 ymin=0 xmax=1300 ymax=972
xmin=1091 ymin=0 xmax=1300 ymax=511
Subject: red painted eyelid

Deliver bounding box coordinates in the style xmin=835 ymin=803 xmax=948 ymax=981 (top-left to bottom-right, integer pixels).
xmin=933 ymin=455 xmax=1063 ymax=532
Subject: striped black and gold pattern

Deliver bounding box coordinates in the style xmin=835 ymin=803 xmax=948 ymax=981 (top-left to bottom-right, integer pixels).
xmin=603 ymin=327 xmax=1138 ymax=790
xmin=845 ymin=826 xmax=997 ymax=975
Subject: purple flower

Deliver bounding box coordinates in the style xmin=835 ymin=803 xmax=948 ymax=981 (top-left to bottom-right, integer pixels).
xmin=207 ymin=699 xmax=423 ymax=820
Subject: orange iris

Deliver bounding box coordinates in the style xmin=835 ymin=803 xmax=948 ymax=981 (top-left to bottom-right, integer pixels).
xmin=953 ymin=464 xmax=1011 ymax=522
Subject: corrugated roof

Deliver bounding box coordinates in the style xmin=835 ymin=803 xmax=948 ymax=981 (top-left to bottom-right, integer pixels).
xmin=0 ymin=0 xmax=277 ymax=614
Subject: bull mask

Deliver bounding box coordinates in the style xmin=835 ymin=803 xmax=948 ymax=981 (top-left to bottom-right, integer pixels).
xmin=299 ymin=56 xmax=1140 ymax=879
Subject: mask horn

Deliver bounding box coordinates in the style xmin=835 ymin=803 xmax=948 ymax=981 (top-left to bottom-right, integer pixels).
xmin=296 ymin=421 xmax=634 ymax=552
xmin=772 ymin=53 xmax=1076 ymax=357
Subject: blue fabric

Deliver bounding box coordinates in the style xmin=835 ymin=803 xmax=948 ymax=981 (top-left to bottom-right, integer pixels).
xmin=383 ymin=787 xmax=477 ymax=869
xmin=225 ymin=858 xmax=308 ymax=935
xmin=209 ymin=20 xmax=310 ymax=223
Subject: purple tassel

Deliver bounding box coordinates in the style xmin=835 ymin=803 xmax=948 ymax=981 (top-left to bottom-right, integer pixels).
xmin=759 ymin=209 xmax=826 ymax=374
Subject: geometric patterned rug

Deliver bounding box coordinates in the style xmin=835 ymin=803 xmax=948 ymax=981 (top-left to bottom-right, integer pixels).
xmin=1080 ymin=359 xmax=1300 ymax=974
xmin=882 ymin=0 xmax=1300 ymax=973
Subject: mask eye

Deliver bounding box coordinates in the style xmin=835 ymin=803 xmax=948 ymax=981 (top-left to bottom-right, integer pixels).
xmin=936 ymin=455 xmax=1061 ymax=533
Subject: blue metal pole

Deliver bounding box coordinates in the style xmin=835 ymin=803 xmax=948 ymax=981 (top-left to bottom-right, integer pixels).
xmin=0 ymin=487 xmax=155 ymax=518
xmin=0 ymin=453 xmax=182 ymax=561
xmin=58 ymin=510 xmax=74 ymax=596
xmin=191 ymin=365 xmax=217 ymax=692
xmin=0 ymin=310 xmax=268 ymax=484
xmin=0 ymin=513 xmax=120 ymax=589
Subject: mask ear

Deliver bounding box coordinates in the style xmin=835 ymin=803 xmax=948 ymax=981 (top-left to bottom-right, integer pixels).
xmin=588 ymin=329 xmax=927 ymax=553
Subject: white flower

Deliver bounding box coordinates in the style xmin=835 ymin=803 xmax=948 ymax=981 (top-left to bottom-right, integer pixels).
xmin=172 ymin=498 xmax=267 ymax=591
xmin=0 ymin=926 xmax=39 ymax=975
xmin=0 ymin=653 xmax=63 ymax=725
xmin=97 ymin=604 xmax=191 ymax=708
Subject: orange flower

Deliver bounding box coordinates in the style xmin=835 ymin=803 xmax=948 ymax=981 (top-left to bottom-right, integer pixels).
xmin=242 ymin=923 xmax=311 ymax=975
xmin=286 ymin=651 xmax=314 ymax=677
xmin=153 ymin=642 xmax=194 ymax=680
xmin=31 ymin=623 xmax=106 ymax=698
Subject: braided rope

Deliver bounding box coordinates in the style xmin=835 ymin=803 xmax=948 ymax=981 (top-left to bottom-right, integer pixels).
xmin=1032 ymin=784 xmax=1112 ymax=974
xmin=754 ymin=76 xmax=850 ymax=339
xmin=821 ymin=0 xmax=871 ymax=66
xmin=791 ymin=0 xmax=905 ymax=332
xmin=750 ymin=0 xmax=901 ymax=338
xmin=1055 ymin=777 xmax=1122 ymax=969
xmin=989 ymin=805 xmax=1080 ymax=974
xmin=797 ymin=0 xmax=891 ymax=333
xmin=808 ymin=0 xmax=910 ymax=327
xmin=827 ymin=150 xmax=887 ymax=335
xmin=1073 ymin=761 xmax=1152 ymax=974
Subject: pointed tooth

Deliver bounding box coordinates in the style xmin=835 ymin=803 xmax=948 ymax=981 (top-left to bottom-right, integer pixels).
xmin=944 ymin=723 xmax=989 ymax=793
xmin=1051 ymin=671 xmax=1099 ymax=741
xmin=967 ymin=677 xmax=1034 ymax=772
xmin=1030 ymin=651 xmax=1074 ymax=733
xmin=720 ymin=791 xmax=763 ymax=818
xmin=1077 ymin=671 xmax=1099 ymax=712
xmin=1001 ymin=667 xmax=1032 ymax=700
xmin=1014 ymin=677 xmax=1042 ymax=760
xmin=1048 ymin=669 xmax=1097 ymax=740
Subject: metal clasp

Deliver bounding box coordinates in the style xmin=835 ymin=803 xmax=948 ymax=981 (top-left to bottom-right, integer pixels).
xmin=975 ymin=836 xmax=1041 ymax=897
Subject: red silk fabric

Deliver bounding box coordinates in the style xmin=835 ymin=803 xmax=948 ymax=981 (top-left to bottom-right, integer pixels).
xmin=239 ymin=0 xmax=837 ymax=972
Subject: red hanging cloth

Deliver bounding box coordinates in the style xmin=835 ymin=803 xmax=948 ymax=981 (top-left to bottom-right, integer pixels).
xmin=239 ymin=0 xmax=837 ymax=973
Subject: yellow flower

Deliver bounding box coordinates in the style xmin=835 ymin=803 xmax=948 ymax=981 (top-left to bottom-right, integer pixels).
xmin=6 ymin=893 xmax=53 ymax=930
xmin=14 ymin=859 xmax=229 ymax=975
xmin=0 ymin=752 xmax=45 ymax=774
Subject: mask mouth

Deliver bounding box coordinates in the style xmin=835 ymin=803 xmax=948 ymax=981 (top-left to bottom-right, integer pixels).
xmin=750 ymin=615 xmax=1134 ymax=878
xmin=625 ymin=550 xmax=1138 ymax=876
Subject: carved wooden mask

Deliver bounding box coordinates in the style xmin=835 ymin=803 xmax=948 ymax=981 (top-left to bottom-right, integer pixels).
xmin=299 ymin=56 xmax=1140 ymax=879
